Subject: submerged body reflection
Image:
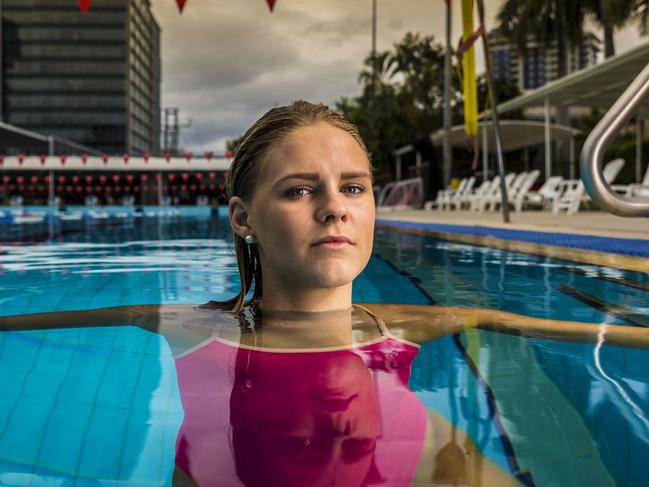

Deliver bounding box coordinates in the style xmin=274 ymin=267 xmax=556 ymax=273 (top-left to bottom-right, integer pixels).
xmin=171 ymin=304 xmax=518 ymax=487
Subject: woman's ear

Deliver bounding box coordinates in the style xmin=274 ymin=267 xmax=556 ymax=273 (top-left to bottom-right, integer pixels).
xmin=229 ymin=196 xmax=252 ymax=238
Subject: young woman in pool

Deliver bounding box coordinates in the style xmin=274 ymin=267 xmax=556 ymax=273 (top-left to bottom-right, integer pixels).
xmin=0 ymin=101 xmax=638 ymax=486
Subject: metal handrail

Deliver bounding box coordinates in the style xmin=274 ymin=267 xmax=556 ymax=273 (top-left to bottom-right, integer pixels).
xmin=580 ymin=62 xmax=649 ymax=217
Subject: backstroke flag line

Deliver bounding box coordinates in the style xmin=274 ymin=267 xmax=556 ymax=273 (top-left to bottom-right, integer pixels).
xmin=78 ymin=0 xmax=91 ymax=12
xmin=460 ymin=0 xmax=478 ymax=137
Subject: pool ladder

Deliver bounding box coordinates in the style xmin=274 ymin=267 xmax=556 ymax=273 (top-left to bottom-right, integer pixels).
xmin=581 ymin=62 xmax=649 ymax=217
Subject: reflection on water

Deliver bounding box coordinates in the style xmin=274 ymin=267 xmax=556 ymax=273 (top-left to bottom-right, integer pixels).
xmin=0 ymin=305 xmax=528 ymax=486
xmin=1 ymin=216 xmax=648 ymax=485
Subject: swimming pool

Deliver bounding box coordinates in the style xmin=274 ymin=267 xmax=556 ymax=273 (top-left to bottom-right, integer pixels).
xmin=0 ymin=211 xmax=647 ymax=486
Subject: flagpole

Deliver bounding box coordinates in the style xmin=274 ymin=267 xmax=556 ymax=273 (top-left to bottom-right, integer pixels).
xmin=476 ymin=0 xmax=510 ymax=223
xmin=372 ymin=0 xmax=377 ymax=98
xmin=443 ymin=0 xmax=452 ymax=189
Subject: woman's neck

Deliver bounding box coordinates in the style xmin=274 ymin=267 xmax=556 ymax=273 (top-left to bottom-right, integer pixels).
xmin=258 ymin=283 xmax=353 ymax=313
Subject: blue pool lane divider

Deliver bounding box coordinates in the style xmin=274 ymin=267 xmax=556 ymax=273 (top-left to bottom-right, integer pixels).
xmin=376 ymin=219 xmax=649 ymax=259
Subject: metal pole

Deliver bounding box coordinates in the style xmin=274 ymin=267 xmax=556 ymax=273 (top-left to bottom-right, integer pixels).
xmin=544 ymin=97 xmax=552 ymax=179
xmin=157 ymin=171 xmax=163 ymax=206
xmin=48 ymin=136 xmax=55 ymax=206
xmin=569 ymin=136 xmax=575 ymax=180
xmin=636 ymin=117 xmax=642 ymax=183
xmin=476 ymin=0 xmax=509 ymax=223
xmin=443 ymin=0 xmax=452 ymax=188
xmin=482 ymin=124 xmax=488 ymax=182
xmin=371 ymin=0 xmax=377 ymax=98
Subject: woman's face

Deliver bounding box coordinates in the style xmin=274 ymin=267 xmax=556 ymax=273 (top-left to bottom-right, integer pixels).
xmin=235 ymin=122 xmax=375 ymax=293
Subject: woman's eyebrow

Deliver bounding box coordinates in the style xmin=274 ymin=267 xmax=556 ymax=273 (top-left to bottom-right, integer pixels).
xmin=273 ymin=171 xmax=371 ymax=185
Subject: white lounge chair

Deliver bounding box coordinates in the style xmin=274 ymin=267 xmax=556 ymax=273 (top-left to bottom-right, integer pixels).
xmin=468 ymin=177 xmax=499 ymax=212
xmin=611 ymin=163 xmax=649 ymax=198
xmin=488 ymin=172 xmax=527 ymax=211
xmin=510 ymin=170 xmax=541 ymax=212
xmin=425 ymin=177 xmax=466 ymax=210
xmin=450 ymin=176 xmax=476 ymax=210
xmin=553 ymin=158 xmax=625 ymax=215
xmin=474 ymin=173 xmax=515 ymax=212
xmin=515 ymin=176 xmax=562 ymax=211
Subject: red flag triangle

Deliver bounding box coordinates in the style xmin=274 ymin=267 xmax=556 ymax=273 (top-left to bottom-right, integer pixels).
xmin=176 ymin=0 xmax=188 ymax=13
xmin=78 ymin=0 xmax=91 ymax=13
xmin=266 ymin=0 xmax=277 ymax=12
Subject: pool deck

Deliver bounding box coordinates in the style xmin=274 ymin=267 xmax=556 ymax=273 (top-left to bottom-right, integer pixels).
xmin=376 ymin=209 xmax=649 ymax=272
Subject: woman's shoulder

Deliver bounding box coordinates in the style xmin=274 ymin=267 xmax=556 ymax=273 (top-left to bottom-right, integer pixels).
xmin=355 ymin=302 xmax=479 ymax=345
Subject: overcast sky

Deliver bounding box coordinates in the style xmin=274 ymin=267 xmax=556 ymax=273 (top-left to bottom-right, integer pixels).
xmin=150 ymin=0 xmax=645 ymax=153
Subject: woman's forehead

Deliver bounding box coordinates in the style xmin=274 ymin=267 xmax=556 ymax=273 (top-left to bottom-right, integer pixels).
xmin=260 ymin=125 xmax=370 ymax=177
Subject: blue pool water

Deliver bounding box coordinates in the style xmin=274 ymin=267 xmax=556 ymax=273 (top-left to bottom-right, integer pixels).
xmin=0 ymin=212 xmax=647 ymax=486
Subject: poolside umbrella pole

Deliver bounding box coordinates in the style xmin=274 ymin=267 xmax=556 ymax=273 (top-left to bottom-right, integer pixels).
xmin=475 ymin=0 xmax=510 ymax=223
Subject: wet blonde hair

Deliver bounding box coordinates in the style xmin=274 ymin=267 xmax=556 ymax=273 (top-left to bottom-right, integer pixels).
xmin=225 ymin=100 xmax=371 ymax=315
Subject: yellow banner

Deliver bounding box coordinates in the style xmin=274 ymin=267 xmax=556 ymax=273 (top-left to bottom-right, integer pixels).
xmin=461 ymin=0 xmax=478 ymax=136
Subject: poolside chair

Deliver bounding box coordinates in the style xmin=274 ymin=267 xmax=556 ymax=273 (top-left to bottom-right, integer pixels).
xmin=9 ymin=195 xmax=23 ymax=207
xmin=451 ymin=176 xmax=476 ymax=210
xmin=121 ymin=195 xmax=135 ymax=207
xmin=611 ymin=163 xmax=649 ymax=198
xmin=443 ymin=178 xmax=468 ymax=210
xmin=468 ymin=177 xmax=499 ymax=211
xmin=510 ymin=170 xmax=541 ymax=212
xmin=553 ymin=158 xmax=625 ymax=215
xmin=487 ymin=172 xmax=527 ymax=211
xmin=84 ymin=194 xmax=98 ymax=207
xmin=425 ymin=178 xmax=464 ymax=210
xmin=474 ymin=173 xmax=515 ymax=212
xmin=515 ymin=175 xmax=562 ymax=211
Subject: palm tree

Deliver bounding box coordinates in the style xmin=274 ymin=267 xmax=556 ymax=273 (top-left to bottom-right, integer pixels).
xmin=585 ymin=0 xmax=638 ymax=57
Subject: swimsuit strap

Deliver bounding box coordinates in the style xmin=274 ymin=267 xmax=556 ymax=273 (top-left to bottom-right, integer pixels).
xmin=352 ymin=303 xmax=391 ymax=338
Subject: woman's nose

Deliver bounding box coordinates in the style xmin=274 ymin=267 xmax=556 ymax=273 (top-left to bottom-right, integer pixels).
xmin=316 ymin=189 xmax=348 ymax=223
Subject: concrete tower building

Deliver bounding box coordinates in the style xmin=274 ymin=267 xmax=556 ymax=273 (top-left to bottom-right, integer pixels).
xmin=0 ymin=0 xmax=161 ymax=155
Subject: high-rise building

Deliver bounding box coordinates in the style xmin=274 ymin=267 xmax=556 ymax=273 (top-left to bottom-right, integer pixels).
xmin=0 ymin=0 xmax=161 ymax=155
xmin=489 ymin=29 xmax=600 ymax=91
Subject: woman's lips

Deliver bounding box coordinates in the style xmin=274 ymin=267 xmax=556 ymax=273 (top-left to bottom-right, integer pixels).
xmin=314 ymin=241 xmax=351 ymax=249
xmin=312 ymin=236 xmax=353 ymax=249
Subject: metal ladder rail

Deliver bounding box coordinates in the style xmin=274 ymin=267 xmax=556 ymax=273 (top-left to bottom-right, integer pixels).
xmin=580 ymin=62 xmax=649 ymax=217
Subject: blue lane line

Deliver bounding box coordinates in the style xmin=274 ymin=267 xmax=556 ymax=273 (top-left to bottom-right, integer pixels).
xmin=376 ymin=219 xmax=649 ymax=259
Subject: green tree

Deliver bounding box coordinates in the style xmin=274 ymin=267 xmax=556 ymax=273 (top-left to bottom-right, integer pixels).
xmin=336 ymin=32 xmax=462 ymax=182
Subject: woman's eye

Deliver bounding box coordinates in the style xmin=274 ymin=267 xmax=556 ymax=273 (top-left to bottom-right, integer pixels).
xmin=342 ymin=184 xmax=366 ymax=194
xmin=286 ymin=186 xmax=312 ymax=198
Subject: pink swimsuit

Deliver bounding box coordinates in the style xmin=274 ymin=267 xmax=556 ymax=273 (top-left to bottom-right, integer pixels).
xmin=174 ymin=308 xmax=427 ymax=487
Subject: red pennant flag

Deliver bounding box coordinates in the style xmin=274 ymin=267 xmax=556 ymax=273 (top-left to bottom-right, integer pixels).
xmin=176 ymin=0 xmax=187 ymax=13
xmin=79 ymin=0 xmax=91 ymax=13
xmin=266 ymin=0 xmax=277 ymax=12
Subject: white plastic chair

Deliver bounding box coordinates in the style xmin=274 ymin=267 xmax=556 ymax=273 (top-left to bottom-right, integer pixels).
xmin=516 ymin=176 xmax=563 ymax=211
xmin=468 ymin=177 xmax=499 ymax=211
xmin=84 ymin=194 xmax=98 ymax=207
xmin=451 ymin=176 xmax=476 ymax=210
xmin=425 ymin=178 xmax=466 ymax=210
xmin=488 ymin=172 xmax=527 ymax=211
xmin=475 ymin=174 xmax=515 ymax=212
xmin=553 ymin=158 xmax=625 ymax=215
xmin=611 ymin=163 xmax=649 ymax=197
xmin=510 ymin=170 xmax=541 ymax=212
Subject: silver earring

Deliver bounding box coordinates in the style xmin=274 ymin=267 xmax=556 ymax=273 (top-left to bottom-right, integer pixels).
xmin=244 ymin=234 xmax=255 ymax=245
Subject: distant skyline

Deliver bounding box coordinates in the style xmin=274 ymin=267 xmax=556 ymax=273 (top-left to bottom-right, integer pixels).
xmin=150 ymin=0 xmax=645 ymax=153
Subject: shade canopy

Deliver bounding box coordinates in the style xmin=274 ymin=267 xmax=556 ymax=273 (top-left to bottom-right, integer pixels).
xmin=430 ymin=120 xmax=580 ymax=153
xmin=489 ymin=40 xmax=649 ymax=117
